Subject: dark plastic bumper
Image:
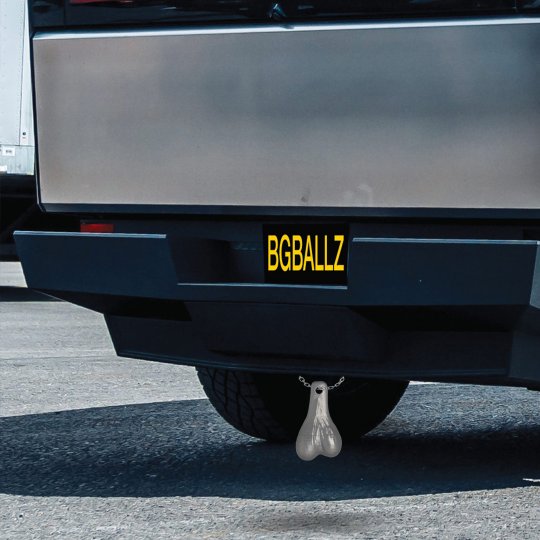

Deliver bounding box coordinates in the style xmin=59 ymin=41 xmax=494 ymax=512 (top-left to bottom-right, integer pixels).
xmin=14 ymin=231 xmax=540 ymax=386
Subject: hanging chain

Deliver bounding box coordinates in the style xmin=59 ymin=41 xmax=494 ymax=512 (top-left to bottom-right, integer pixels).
xmin=298 ymin=376 xmax=345 ymax=391
xmin=327 ymin=376 xmax=346 ymax=390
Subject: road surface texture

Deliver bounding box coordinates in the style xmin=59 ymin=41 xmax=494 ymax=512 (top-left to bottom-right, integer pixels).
xmin=1 ymin=262 xmax=540 ymax=539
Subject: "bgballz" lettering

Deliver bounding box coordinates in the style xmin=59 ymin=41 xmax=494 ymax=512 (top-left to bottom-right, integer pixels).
xmin=267 ymin=234 xmax=345 ymax=272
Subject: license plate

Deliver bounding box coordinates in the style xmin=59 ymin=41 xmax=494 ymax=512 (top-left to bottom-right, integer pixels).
xmin=263 ymin=224 xmax=348 ymax=285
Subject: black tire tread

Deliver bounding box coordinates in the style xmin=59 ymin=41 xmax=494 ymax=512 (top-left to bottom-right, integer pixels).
xmin=197 ymin=367 xmax=290 ymax=440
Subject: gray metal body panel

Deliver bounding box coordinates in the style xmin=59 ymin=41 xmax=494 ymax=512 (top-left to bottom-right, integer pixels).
xmin=0 ymin=0 xmax=34 ymax=176
xmin=33 ymin=18 xmax=540 ymax=210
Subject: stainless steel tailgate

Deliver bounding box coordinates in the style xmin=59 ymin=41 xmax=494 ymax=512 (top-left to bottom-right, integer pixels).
xmin=33 ymin=18 xmax=540 ymax=212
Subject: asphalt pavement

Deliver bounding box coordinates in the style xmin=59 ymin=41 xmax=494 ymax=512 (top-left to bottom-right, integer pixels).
xmin=1 ymin=261 xmax=540 ymax=539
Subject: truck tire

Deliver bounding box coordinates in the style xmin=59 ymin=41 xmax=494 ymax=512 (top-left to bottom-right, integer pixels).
xmin=196 ymin=367 xmax=409 ymax=442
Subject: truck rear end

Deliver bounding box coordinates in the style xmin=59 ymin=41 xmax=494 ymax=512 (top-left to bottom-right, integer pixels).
xmin=16 ymin=0 xmax=540 ymax=441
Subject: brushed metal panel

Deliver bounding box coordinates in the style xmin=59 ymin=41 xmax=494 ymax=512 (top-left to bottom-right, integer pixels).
xmin=34 ymin=19 xmax=540 ymax=209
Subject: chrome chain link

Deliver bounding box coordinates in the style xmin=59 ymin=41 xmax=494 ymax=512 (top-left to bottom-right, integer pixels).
xmin=298 ymin=376 xmax=345 ymax=391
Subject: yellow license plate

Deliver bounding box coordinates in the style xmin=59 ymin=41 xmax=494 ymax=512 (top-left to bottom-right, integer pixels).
xmin=263 ymin=224 xmax=348 ymax=285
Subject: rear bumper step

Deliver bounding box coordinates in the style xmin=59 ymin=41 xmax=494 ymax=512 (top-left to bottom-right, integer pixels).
xmin=14 ymin=231 xmax=540 ymax=385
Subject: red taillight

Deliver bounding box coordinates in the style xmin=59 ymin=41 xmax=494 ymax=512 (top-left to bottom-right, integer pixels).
xmin=80 ymin=223 xmax=115 ymax=233
xmin=70 ymin=1 xmax=133 ymax=4
xmin=70 ymin=0 xmax=135 ymax=4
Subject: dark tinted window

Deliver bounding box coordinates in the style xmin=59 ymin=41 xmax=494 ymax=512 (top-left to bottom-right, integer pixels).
xmin=519 ymin=0 xmax=540 ymax=11
xmin=31 ymin=0 xmax=519 ymax=28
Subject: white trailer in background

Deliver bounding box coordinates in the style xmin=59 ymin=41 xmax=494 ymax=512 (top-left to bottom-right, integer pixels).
xmin=0 ymin=0 xmax=35 ymax=257
xmin=0 ymin=0 xmax=34 ymax=176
